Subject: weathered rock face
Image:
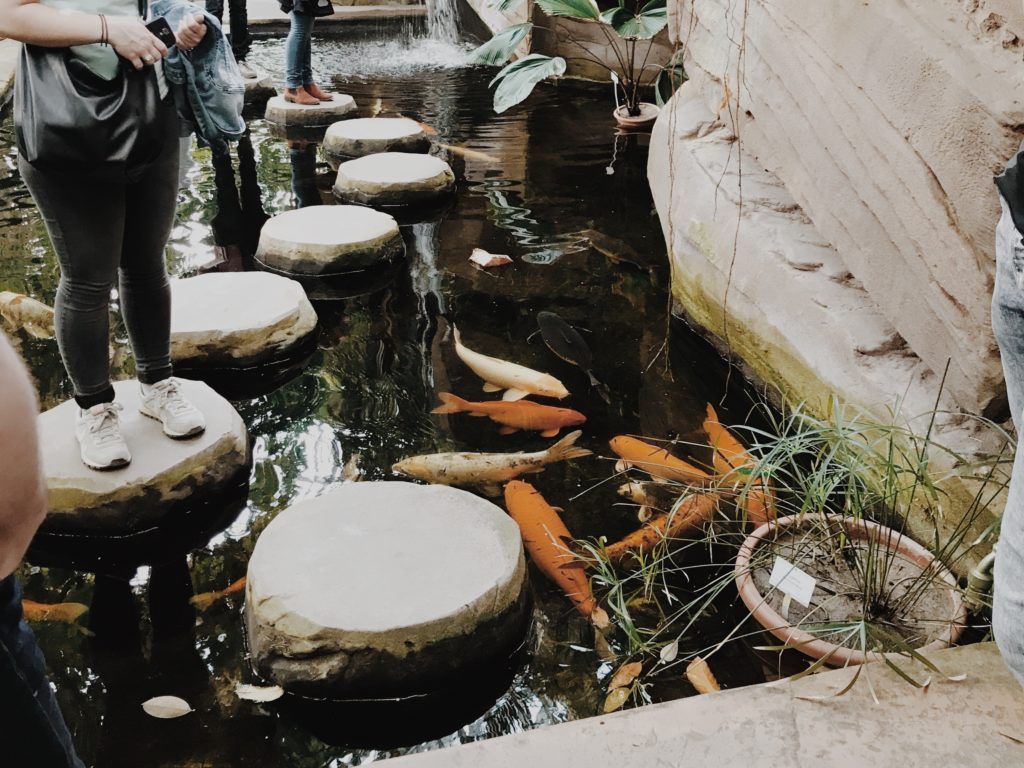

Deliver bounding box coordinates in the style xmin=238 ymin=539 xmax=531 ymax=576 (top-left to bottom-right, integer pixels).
xmin=38 ymin=379 xmax=251 ymax=535
xmin=264 ymin=94 xmax=358 ymax=128
xmin=333 ymin=152 xmax=456 ymax=206
xmin=246 ymin=482 xmax=529 ymax=697
xmin=659 ymin=0 xmax=1024 ymax=418
xmin=323 ymin=117 xmax=431 ymax=159
xmin=170 ymin=272 xmax=318 ymax=368
xmin=255 ymin=205 xmax=406 ymax=276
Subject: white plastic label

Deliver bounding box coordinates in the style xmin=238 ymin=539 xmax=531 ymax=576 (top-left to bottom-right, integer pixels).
xmin=768 ymin=556 xmax=816 ymax=608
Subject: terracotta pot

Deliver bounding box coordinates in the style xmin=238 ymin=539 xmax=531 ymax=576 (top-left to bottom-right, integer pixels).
xmin=613 ymin=102 xmax=660 ymax=130
xmin=734 ymin=514 xmax=967 ymax=667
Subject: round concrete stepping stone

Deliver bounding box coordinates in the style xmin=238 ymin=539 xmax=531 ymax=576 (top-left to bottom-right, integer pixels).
xmin=170 ymin=272 xmax=317 ymax=368
xmin=243 ymin=69 xmax=276 ymax=104
xmin=255 ymin=205 xmax=405 ymax=277
xmin=264 ymin=94 xmax=357 ymax=128
xmin=323 ymin=117 xmax=431 ymax=159
xmin=333 ymin=152 xmax=456 ymax=206
xmin=246 ymin=482 xmax=529 ymax=697
xmin=38 ymin=379 xmax=251 ymax=536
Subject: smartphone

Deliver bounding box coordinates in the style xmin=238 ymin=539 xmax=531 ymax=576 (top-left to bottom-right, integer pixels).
xmin=145 ymin=16 xmax=176 ymax=48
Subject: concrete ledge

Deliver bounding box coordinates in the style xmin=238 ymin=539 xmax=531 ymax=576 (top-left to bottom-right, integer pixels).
xmin=243 ymin=0 xmax=427 ymax=35
xmin=0 ymin=39 xmax=18 ymax=110
xmin=383 ymin=643 xmax=1024 ymax=767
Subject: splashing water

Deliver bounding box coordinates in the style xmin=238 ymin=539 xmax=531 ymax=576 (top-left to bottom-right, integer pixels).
xmin=427 ymin=0 xmax=461 ymax=44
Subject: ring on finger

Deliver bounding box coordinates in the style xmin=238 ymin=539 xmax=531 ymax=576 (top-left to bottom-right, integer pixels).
xmin=143 ymin=54 xmax=154 ymax=63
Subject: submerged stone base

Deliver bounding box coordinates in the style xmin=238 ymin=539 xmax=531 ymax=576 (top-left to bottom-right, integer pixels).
xmin=255 ymin=205 xmax=406 ymax=277
xmin=38 ymin=379 xmax=251 ymax=536
xmin=264 ymin=94 xmax=357 ymax=128
xmin=170 ymin=272 xmax=318 ymax=368
xmin=245 ymin=482 xmax=530 ymax=698
xmin=333 ymin=152 xmax=456 ymax=206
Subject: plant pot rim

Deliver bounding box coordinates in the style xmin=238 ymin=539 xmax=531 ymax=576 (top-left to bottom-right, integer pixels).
xmin=613 ymin=102 xmax=660 ymax=129
xmin=733 ymin=513 xmax=967 ymax=667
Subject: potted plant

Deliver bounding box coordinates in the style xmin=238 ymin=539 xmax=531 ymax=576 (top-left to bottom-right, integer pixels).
xmin=468 ymin=0 xmax=685 ymax=128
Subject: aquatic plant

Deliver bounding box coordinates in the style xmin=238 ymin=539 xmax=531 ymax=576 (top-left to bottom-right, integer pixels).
xmin=578 ymin=398 xmax=1012 ymax=700
xmin=469 ymin=0 xmax=686 ymax=115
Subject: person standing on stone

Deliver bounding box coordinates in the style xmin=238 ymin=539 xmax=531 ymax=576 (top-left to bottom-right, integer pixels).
xmin=0 ymin=0 xmax=209 ymax=471
xmin=0 ymin=333 xmax=84 ymax=768
xmin=204 ymin=0 xmax=256 ymax=78
xmin=279 ymin=0 xmax=335 ymax=105
xmin=992 ymin=139 xmax=1024 ymax=687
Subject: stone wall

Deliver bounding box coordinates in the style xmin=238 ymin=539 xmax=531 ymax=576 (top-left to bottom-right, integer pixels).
xmin=656 ymin=0 xmax=1024 ymax=420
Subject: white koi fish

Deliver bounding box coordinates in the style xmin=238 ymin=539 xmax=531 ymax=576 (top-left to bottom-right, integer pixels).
xmin=452 ymin=326 xmax=569 ymax=401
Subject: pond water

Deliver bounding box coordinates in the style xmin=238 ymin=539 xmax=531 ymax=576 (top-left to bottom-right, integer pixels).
xmin=0 ymin=29 xmax=767 ymax=767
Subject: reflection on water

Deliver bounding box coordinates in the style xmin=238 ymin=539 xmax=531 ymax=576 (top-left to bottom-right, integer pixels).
xmin=0 ymin=33 xmax=765 ymax=767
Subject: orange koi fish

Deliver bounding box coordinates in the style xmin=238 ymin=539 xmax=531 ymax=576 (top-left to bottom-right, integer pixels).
xmin=189 ymin=576 xmax=247 ymax=611
xmin=704 ymin=404 xmax=777 ymax=525
xmin=432 ymin=392 xmax=585 ymax=437
xmin=21 ymin=600 xmax=89 ymax=625
xmin=609 ymin=436 xmax=712 ymax=485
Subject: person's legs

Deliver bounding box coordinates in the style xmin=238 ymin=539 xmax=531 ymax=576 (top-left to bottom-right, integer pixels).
xmin=227 ymin=0 xmax=251 ymax=62
xmin=204 ymin=0 xmax=225 ymax=22
xmin=18 ymin=158 xmax=123 ymax=409
xmin=992 ymin=194 xmax=1024 ymax=685
xmin=0 ymin=575 xmax=85 ymax=768
xmin=285 ymin=11 xmax=316 ymax=102
xmin=300 ymin=15 xmax=334 ymax=101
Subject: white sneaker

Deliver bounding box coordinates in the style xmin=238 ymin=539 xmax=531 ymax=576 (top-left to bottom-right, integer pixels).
xmin=139 ymin=378 xmax=206 ymax=439
xmin=75 ymin=402 xmax=131 ymax=471
xmin=237 ymin=61 xmax=258 ymax=80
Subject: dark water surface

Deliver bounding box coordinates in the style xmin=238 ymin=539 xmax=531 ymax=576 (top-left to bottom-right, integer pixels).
xmin=0 ymin=32 xmax=764 ymax=767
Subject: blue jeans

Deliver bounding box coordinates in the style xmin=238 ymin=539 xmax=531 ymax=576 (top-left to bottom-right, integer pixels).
xmin=992 ymin=196 xmax=1024 ymax=686
xmin=285 ymin=11 xmax=315 ymax=89
xmin=0 ymin=576 xmax=84 ymax=767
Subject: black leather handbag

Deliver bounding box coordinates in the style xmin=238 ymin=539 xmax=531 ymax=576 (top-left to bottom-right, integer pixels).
xmin=14 ymin=0 xmax=167 ymax=180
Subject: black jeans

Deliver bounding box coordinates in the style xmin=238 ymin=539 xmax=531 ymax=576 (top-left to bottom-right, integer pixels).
xmin=19 ymin=101 xmax=180 ymax=408
xmin=205 ymin=0 xmax=251 ymax=61
xmin=0 ymin=575 xmax=85 ymax=768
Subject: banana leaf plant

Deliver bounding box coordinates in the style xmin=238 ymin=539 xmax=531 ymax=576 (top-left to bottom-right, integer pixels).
xmin=469 ymin=0 xmax=684 ymax=116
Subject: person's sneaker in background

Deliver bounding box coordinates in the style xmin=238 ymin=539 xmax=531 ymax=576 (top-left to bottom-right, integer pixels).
xmin=75 ymin=402 xmax=131 ymax=470
xmin=237 ymin=60 xmax=258 ymax=80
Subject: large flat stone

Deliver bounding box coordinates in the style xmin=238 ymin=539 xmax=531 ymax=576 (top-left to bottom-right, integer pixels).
xmin=246 ymin=481 xmax=529 ymax=697
xmin=333 ymin=152 xmax=456 ymax=206
xmin=264 ymin=94 xmax=357 ymax=128
xmin=255 ymin=205 xmax=405 ymax=276
xmin=170 ymin=272 xmax=318 ymax=368
xmin=381 ymin=642 xmax=1024 ymax=768
xmin=323 ymin=117 xmax=431 ymax=159
xmin=665 ymin=0 xmax=1024 ymax=416
xmin=39 ymin=379 xmax=251 ymax=535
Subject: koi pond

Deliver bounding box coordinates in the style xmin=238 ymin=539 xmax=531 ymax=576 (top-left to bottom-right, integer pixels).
xmin=0 ymin=29 xmax=769 ymax=767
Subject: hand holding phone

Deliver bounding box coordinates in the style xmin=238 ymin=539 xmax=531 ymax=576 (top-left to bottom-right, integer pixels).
xmin=145 ymin=17 xmax=176 ymax=49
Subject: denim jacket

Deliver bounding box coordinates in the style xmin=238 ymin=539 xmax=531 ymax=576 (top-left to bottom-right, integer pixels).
xmin=150 ymin=0 xmax=245 ymax=155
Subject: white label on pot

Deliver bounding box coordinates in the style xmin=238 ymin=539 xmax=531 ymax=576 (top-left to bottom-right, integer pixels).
xmin=768 ymin=556 xmax=816 ymax=608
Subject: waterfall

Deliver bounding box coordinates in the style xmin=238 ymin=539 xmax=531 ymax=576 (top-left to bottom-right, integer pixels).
xmin=426 ymin=0 xmax=461 ymax=43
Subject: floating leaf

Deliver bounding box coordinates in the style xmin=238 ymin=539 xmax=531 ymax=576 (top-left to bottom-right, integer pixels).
xmin=142 ymin=695 xmax=193 ymax=719
xmin=608 ymin=660 xmax=642 ymax=690
xmin=470 ymin=248 xmax=514 ymax=268
xmin=637 ymin=505 xmax=653 ymax=523
xmin=602 ymin=686 xmax=630 ymax=713
xmin=468 ymin=22 xmax=533 ymax=66
xmin=590 ymin=606 xmax=611 ymax=631
xmin=235 ymin=684 xmax=285 ymax=703
xmin=659 ymin=640 xmax=679 ymax=664
xmin=685 ymin=657 xmax=720 ymax=694
xmin=594 ymin=626 xmax=616 ymax=661
xmin=491 ymin=55 xmax=567 ymax=114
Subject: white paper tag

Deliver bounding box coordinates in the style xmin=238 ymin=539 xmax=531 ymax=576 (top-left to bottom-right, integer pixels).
xmin=768 ymin=556 xmax=816 ymax=608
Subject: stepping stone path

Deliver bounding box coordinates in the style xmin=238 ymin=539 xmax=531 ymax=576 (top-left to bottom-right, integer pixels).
xmin=243 ymin=68 xmax=276 ymax=104
xmin=170 ymin=272 xmax=318 ymax=369
xmin=323 ymin=117 xmax=431 ymax=159
xmin=255 ymin=205 xmax=405 ymax=277
xmin=38 ymin=379 xmax=250 ymax=536
xmin=264 ymin=94 xmax=357 ymax=128
xmin=333 ymin=152 xmax=456 ymax=206
xmin=245 ymin=482 xmax=530 ymax=697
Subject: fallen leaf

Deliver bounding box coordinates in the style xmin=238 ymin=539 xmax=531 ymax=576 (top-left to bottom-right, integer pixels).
xmin=608 ymin=661 xmax=642 ymax=691
xmin=637 ymin=506 xmax=653 ymax=523
xmin=235 ymin=683 xmax=285 ymax=703
xmin=659 ymin=641 xmax=679 ymax=664
xmin=469 ymin=248 xmax=513 ymax=269
xmin=142 ymin=695 xmax=193 ymax=719
xmin=590 ymin=606 xmax=611 ymax=631
xmin=686 ymin=657 xmax=721 ymax=695
xmin=593 ymin=626 xmax=616 ymax=661
xmin=602 ymin=686 xmax=630 ymax=713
